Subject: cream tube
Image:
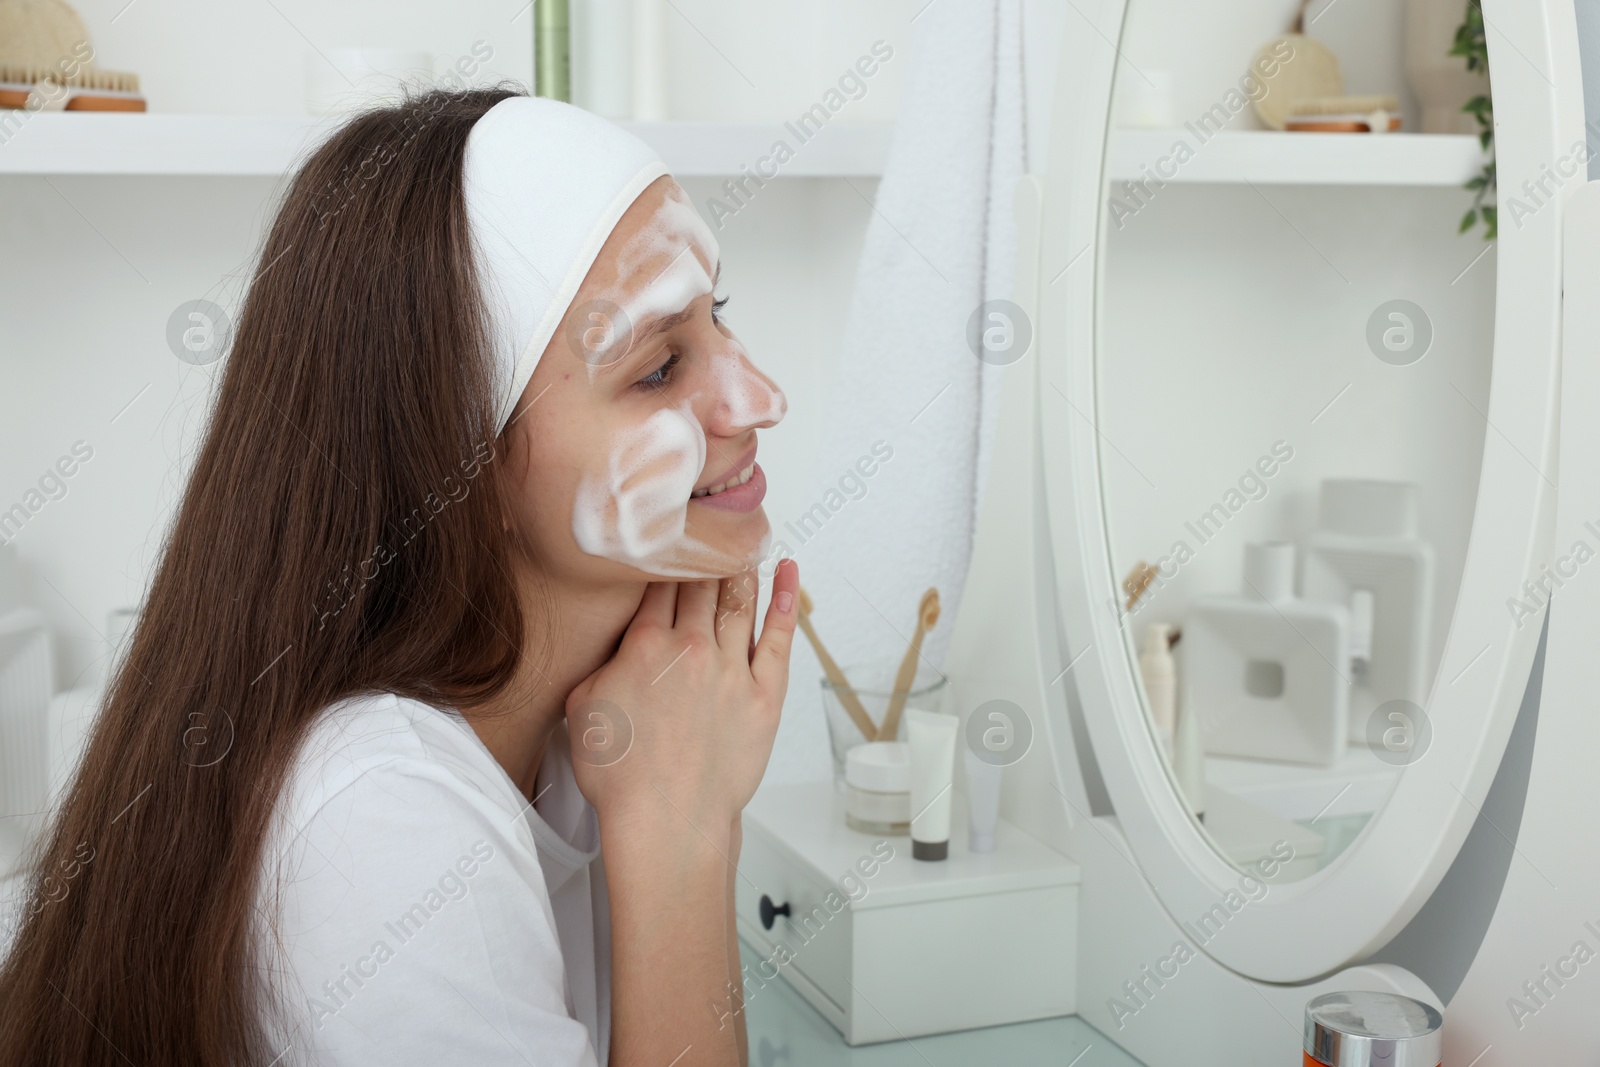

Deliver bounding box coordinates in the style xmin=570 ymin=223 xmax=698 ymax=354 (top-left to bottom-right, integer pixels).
xmin=907 ymin=708 xmax=959 ymax=861
xmin=963 ymin=747 xmax=1002 ymax=853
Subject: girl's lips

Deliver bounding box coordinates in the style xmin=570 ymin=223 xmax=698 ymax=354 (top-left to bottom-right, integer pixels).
xmin=690 ymin=462 xmax=766 ymax=512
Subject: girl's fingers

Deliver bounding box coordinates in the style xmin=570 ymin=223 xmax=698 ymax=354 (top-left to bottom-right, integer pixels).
xmin=674 ymin=579 xmax=721 ymax=634
xmin=750 ymin=559 xmax=799 ymax=698
xmin=714 ymin=568 xmax=760 ymax=654
xmin=631 ymin=581 xmax=677 ymax=632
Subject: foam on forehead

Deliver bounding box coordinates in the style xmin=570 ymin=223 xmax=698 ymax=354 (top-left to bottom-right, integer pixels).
xmin=461 ymin=96 xmax=669 ymax=431
xmin=578 ymin=186 xmax=721 ymax=376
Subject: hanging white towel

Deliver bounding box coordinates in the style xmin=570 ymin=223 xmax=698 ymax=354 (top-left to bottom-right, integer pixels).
xmin=766 ymin=0 xmax=1029 ymax=783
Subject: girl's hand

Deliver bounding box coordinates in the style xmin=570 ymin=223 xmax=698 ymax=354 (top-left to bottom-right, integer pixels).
xmin=565 ymin=559 xmax=799 ymax=835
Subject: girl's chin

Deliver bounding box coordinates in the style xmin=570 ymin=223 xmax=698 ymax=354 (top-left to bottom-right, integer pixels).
xmin=575 ymin=512 xmax=773 ymax=581
xmin=690 ymin=507 xmax=769 ymax=543
xmin=673 ymin=511 xmax=771 ymax=578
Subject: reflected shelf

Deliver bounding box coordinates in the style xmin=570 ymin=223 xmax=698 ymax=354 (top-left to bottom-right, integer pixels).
xmin=1199 ymin=750 xmax=1402 ymax=879
xmin=1109 ymin=129 xmax=1485 ymax=186
xmin=1204 ymin=748 xmax=1400 ymax=825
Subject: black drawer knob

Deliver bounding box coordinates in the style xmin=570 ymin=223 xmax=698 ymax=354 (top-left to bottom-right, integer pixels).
xmin=759 ymin=894 xmax=791 ymax=930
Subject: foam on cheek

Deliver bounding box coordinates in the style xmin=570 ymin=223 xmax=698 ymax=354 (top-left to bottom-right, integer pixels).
xmin=573 ymin=406 xmax=702 ymax=563
xmin=572 ymin=404 xmax=747 ymax=577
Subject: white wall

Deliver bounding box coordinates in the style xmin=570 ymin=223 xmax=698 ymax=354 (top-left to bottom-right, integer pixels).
xmin=0 ymin=3 xmax=911 ymax=701
xmin=1099 ymin=182 xmax=1494 ymax=695
xmin=0 ymin=169 xmax=879 ymax=686
xmin=1 ymin=0 xmax=1077 ymax=789
xmin=64 ymin=0 xmax=915 ymax=121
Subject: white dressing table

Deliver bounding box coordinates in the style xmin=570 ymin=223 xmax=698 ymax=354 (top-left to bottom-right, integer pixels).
xmin=735 ymin=934 xmax=1145 ymax=1067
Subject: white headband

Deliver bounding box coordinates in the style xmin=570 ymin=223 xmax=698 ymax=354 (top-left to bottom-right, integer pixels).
xmin=462 ymin=96 xmax=669 ymax=431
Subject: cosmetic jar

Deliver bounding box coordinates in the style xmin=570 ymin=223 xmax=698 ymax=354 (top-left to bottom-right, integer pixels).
xmin=844 ymin=741 xmax=911 ymax=835
xmin=1303 ymin=991 xmax=1442 ymax=1067
xmin=821 ymin=660 xmax=950 ymax=792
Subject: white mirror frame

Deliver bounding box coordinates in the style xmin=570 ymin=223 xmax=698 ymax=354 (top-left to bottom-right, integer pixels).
xmin=1035 ymin=0 xmax=1584 ymax=981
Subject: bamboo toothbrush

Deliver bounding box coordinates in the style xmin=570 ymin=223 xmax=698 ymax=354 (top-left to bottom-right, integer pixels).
xmin=876 ymin=588 xmax=941 ymax=742
xmin=796 ymin=587 xmax=879 ymax=741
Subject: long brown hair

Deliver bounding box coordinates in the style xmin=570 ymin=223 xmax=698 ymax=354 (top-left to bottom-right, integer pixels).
xmin=0 ymin=85 xmax=540 ymax=1064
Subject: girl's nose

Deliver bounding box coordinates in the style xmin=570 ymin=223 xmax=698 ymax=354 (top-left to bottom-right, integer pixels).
xmin=703 ymin=345 xmax=786 ymax=436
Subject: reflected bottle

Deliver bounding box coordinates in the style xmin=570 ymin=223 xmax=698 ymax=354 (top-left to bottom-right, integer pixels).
xmin=1184 ymin=541 xmax=1351 ymax=767
xmin=1173 ymin=690 xmax=1206 ymax=824
xmin=1140 ymin=623 xmax=1177 ymax=756
xmin=1300 ymin=479 xmax=1433 ymax=748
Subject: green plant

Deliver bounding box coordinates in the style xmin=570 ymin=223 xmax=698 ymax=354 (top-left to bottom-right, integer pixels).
xmin=1452 ymin=0 xmax=1495 ymax=239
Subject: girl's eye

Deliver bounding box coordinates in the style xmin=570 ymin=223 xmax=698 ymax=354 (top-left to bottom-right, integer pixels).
xmin=636 ymin=294 xmax=726 ymax=390
xmin=637 ymin=351 xmax=681 ymax=390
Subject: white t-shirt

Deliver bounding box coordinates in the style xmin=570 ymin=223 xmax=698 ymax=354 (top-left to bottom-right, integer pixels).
xmin=256 ymin=691 xmax=612 ymax=1065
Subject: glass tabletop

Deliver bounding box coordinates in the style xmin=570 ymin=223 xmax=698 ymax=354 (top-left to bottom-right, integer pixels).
xmin=736 ymin=936 xmax=1148 ymax=1067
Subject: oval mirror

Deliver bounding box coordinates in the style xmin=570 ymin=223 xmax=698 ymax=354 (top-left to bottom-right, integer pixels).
xmin=1034 ymin=0 xmax=1578 ymax=980
xmin=1101 ymin=0 xmax=1502 ymax=885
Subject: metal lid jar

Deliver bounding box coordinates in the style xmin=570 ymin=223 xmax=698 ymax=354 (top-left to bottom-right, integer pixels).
xmin=1303 ymin=991 xmax=1443 ymax=1067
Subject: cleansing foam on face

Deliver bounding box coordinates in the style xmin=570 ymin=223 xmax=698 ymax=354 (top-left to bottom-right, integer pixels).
xmin=906 ymin=708 xmax=959 ymax=861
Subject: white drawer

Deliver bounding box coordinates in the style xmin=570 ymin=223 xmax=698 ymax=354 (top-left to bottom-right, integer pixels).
xmin=735 ymin=818 xmax=855 ymax=1014
xmin=737 ymin=780 xmax=1082 ymax=1045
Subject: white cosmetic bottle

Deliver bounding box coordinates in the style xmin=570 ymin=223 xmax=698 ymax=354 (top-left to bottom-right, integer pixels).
xmin=963 ymin=748 xmax=1002 ymax=853
xmin=1139 ymin=622 xmax=1176 ymax=756
xmin=906 ymin=708 xmax=958 ymax=861
xmin=1172 ymin=692 xmax=1206 ymax=823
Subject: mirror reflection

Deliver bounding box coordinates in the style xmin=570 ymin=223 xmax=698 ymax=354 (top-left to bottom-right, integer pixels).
xmin=1099 ymin=0 xmax=1495 ymax=882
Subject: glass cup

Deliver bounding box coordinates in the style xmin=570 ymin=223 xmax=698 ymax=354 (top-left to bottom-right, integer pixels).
xmin=820 ymin=657 xmax=952 ymax=792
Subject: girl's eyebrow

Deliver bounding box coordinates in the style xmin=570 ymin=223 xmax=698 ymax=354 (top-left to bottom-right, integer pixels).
xmin=629 ymin=304 xmax=697 ymax=350
xmin=616 ymin=260 xmax=724 ymax=360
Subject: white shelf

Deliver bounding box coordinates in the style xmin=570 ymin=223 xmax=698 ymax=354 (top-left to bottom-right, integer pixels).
xmin=0 ymin=113 xmax=893 ymax=177
xmin=1109 ymin=129 xmax=1485 ymax=186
